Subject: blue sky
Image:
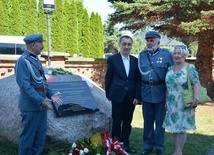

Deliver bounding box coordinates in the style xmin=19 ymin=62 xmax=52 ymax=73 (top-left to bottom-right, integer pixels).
xmin=83 ymin=0 xmax=132 ymax=36
xmin=83 ymin=0 xmax=115 ymax=23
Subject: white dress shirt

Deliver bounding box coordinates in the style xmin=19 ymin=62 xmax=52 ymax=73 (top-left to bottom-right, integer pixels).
xmin=121 ymin=54 xmax=130 ymax=76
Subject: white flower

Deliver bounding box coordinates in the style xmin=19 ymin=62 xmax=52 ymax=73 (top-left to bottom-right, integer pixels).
xmin=79 ymin=150 xmax=84 ymax=155
xmin=68 ymin=153 xmax=72 ymax=155
xmin=97 ymin=154 xmax=101 ymax=155
xmin=84 ymin=148 xmax=89 ymax=153
xmin=72 ymin=142 xmax=77 ymax=149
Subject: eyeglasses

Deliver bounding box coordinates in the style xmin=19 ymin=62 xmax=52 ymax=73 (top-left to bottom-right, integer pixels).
xmin=175 ymin=45 xmax=187 ymax=50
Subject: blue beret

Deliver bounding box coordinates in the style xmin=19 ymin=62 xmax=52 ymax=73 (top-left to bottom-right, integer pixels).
xmin=145 ymin=31 xmax=161 ymax=39
xmin=23 ymin=34 xmax=45 ymax=44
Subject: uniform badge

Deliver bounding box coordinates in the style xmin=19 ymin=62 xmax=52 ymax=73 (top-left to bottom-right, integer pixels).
xmin=157 ymin=57 xmax=163 ymax=63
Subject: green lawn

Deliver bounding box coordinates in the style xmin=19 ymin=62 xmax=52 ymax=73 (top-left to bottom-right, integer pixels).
xmin=130 ymin=104 xmax=214 ymax=155
xmin=1 ymin=104 xmax=214 ymax=155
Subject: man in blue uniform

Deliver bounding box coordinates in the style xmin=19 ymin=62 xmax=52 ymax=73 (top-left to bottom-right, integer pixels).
xmin=15 ymin=34 xmax=63 ymax=155
xmin=139 ymin=31 xmax=174 ymax=155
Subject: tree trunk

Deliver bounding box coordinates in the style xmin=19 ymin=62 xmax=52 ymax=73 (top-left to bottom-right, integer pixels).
xmin=195 ymin=30 xmax=214 ymax=98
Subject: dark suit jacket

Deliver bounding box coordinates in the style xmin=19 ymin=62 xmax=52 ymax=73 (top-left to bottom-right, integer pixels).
xmin=105 ymin=53 xmax=141 ymax=103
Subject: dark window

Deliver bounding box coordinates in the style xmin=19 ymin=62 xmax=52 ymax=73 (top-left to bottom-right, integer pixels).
xmin=0 ymin=43 xmax=25 ymax=55
xmin=0 ymin=43 xmax=15 ymax=54
xmin=16 ymin=44 xmax=25 ymax=54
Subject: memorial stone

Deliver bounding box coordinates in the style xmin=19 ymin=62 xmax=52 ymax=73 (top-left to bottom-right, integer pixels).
xmin=49 ymin=81 xmax=99 ymax=117
xmin=0 ymin=72 xmax=112 ymax=149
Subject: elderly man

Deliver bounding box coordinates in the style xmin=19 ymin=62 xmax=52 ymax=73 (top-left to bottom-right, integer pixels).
xmin=15 ymin=34 xmax=63 ymax=155
xmin=138 ymin=31 xmax=174 ymax=155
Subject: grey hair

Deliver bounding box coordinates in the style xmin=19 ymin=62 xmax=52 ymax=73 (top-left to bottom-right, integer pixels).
xmin=155 ymin=37 xmax=160 ymax=42
xmin=173 ymin=45 xmax=189 ymax=58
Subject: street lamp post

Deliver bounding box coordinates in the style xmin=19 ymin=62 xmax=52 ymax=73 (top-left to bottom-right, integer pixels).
xmin=45 ymin=11 xmax=52 ymax=66
xmin=42 ymin=0 xmax=56 ymax=67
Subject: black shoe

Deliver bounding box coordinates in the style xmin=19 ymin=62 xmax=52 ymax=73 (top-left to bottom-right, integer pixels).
xmin=156 ymin=149 xmax=164 ymax=155
xmin=124 ymin=147 xmax=136 ymax=154
xmin=142 ymin=149 xmax=153 ymax=155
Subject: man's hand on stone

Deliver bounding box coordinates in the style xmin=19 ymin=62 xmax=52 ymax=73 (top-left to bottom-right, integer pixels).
xmin=51 ymin=92 xmax=63 ymax=105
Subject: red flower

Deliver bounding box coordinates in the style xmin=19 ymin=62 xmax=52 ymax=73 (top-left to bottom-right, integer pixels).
xmin=115 ymin=147 xmax=122 ymax=154
xmin=57 ymin=131 xmax=129 ymax=155
xmin=104 ymin=146 xmax=108 ymax=151
xmin=101 ymin=131 xmax=127 ymax=155
xmin=73 ymin=149 xmax=79 ymax=155
xmin=102 ymin=131 xmax=111 ymax=141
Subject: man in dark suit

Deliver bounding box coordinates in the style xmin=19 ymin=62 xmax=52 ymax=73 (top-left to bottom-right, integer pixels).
xmin=105 ymin=35 xmax=141 ymax=154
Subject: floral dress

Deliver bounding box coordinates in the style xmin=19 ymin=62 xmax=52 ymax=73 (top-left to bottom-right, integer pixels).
xmin=162 ymin=64 xmax=199 ymax=133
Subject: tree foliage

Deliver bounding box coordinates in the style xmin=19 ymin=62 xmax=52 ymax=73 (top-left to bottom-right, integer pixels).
xmin=104 ymin=22 xmax=145 ymax=55
xmin=76 ymin=1 xmax=85 ymax=56
xmin=9 ymin=0 xmax=22 ymax=35
xmin=108 ymin=0 xmax=214 ymax=96
xmin=104 ymin=21 xmax=122 ymax=53
xmin=89 ymin=12 xmax=104 ymax=58
xmin=0 ymin=0 xmax=104 ymax=58
xmin=48 ymin=0 xmax=64 ymax=52
xmin=108 ymin=0 xmax=134 ymax=3
xmin=67 ymin=0 xmax=79 ymax=55
xmin=132 ymin=36 xmax=145 ymax=54
xmin=38 ymin=0 xmax=48 ymax=51
xmin=81 ymin=9 xmax=91 ymax=58
xmin=24 ymin=0 xmax=38 ymax=35
xmin=95 ymin=14 xmax=105 ymax=58
xmin=0 ymin=0 xmax=9 ymax=34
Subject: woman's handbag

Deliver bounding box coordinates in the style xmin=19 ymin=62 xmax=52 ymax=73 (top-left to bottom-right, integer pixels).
xmin=182 ymin=65 xmax=212 ymax=108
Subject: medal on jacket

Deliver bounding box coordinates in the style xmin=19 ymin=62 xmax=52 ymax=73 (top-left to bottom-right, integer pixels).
xmin=157 ymin=57 xmax=163 ymax=63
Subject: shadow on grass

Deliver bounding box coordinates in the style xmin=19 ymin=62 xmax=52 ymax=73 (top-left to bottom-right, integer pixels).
xmin=0 ymin=142 xmax=17 ymax=155
xmin=129 ymin=127 xmax=214 ymax=155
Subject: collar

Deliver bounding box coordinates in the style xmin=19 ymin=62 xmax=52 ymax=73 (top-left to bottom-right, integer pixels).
xmin=148 ymin=48 xmax=159 ymax=56
xmin=120 ymin=53 xmax=130 ymax=60
xmin=27 ymin=50 xmax=37 ymax=60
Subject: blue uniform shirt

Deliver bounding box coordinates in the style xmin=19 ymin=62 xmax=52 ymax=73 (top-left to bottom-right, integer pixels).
xmin=139 ymin=48 xmax=174 ymax=103
xmin=15 ymin=50 xmax=54 ymax=111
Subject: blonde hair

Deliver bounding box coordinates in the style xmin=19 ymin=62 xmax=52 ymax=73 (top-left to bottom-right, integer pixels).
xmin=173 ymin=45 xmax=189 ymax=58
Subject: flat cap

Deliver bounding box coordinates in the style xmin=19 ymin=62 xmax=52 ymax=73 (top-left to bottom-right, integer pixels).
xmin=23 ymin=34 xmax=45 ymax=44
xmin=145 ymin=31 xmax=161 ymax=39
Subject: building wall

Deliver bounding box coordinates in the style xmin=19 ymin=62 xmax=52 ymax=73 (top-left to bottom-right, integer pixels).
xmin=0 ymin=55 xmax=107 ymax=89
xmin=0 ymin=54 xmax=214 ymax=89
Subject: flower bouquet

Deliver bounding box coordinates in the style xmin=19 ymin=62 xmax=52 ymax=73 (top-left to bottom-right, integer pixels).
xmin=101 ymin=132 xmax=129 ymax=155
xmin=55 ymin=132 xmax=129 ymax=155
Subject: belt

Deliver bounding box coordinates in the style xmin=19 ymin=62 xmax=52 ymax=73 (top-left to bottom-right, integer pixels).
xmin=34 ymin=87 xmax=47 ymax=92
xmin=142 ymin=80 xmax=165 ymax=86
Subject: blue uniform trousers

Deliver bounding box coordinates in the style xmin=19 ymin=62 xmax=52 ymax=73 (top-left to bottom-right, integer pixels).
xmin=142 ymin=101 xmax=166 ymax=151
xmin=18 ymin=110 xmax=47 ymax=155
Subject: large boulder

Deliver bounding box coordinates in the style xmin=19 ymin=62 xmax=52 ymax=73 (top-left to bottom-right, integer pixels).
xmin=0 ymin=70 xmax=112 ymax=149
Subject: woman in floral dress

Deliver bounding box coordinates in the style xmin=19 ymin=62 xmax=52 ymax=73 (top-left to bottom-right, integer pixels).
xmin=162 ymin=45 xmax=200 ymax=155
